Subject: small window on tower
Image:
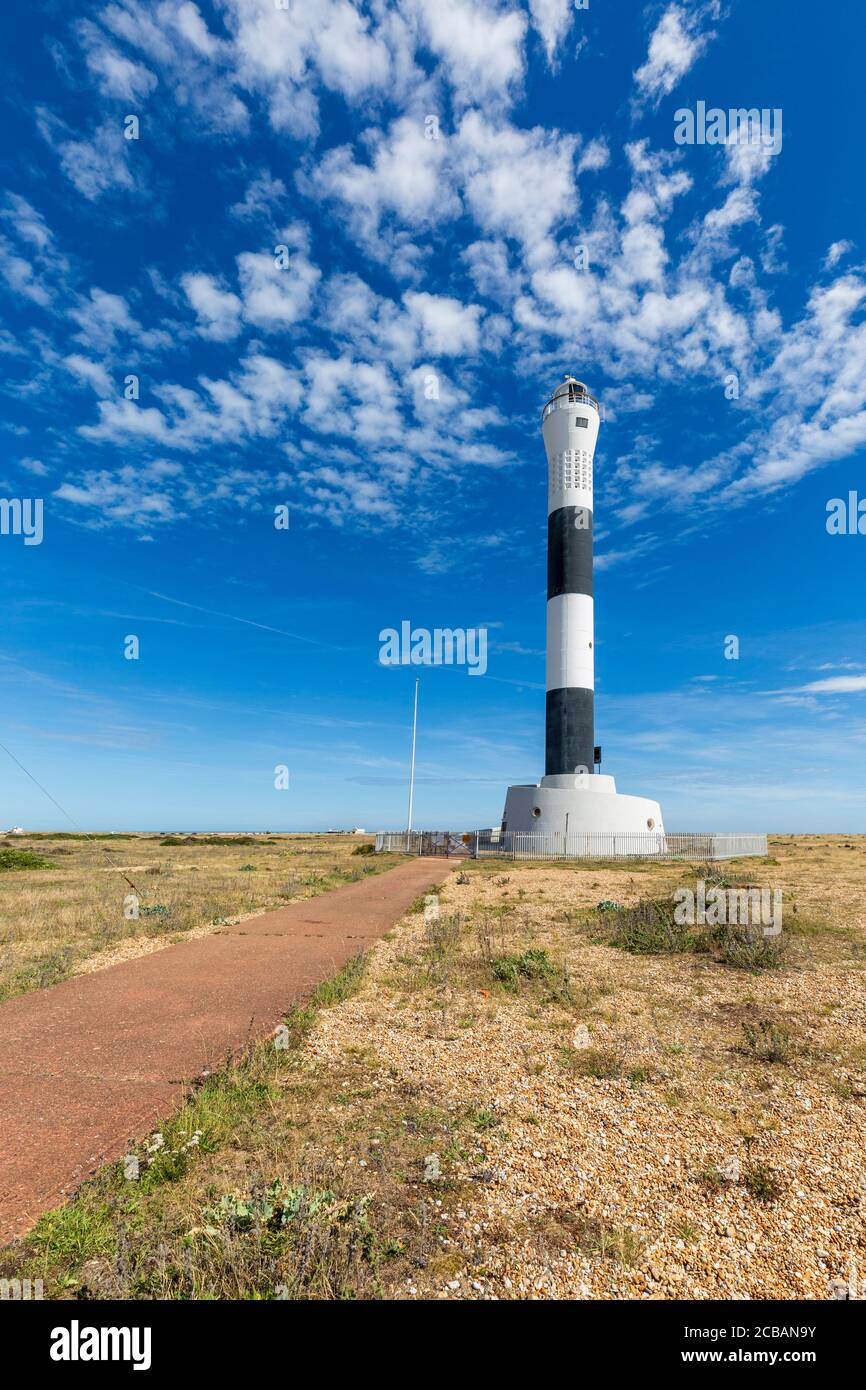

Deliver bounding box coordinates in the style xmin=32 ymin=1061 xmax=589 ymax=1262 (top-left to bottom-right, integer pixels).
xmin=574 ymin=416 xmax=588 ymax=428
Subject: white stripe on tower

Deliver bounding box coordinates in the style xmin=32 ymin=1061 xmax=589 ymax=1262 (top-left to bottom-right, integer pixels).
xmin=546 ymin=593 xmax=594 ymax=690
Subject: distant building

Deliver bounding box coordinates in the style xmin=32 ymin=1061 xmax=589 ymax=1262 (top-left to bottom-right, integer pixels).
xmin=351 ymin=827 xmax=367 ymax=835
xmin=7 ymin=827 xmax=24 ymax=835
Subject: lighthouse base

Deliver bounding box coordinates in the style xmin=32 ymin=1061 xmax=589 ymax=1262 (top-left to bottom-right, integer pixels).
xmin=501 ymin=773 xmax=664 ymax=838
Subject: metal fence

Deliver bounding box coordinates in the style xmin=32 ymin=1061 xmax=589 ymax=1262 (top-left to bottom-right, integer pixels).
xmin=375 ymin=831 xmax=474 ymax=856
xmin=475 ymin=830 xmax=768 ymax=861
xmin=376 ymin=830 xmax=767 ymax=860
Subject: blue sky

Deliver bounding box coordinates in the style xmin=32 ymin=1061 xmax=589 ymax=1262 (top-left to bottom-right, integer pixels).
xmin=1 ymin=0 xmax=865 ymax=832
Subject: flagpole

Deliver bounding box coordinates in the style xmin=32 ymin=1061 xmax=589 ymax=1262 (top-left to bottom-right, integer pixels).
xmin=406 ymin=678 xmax=419 ymax=852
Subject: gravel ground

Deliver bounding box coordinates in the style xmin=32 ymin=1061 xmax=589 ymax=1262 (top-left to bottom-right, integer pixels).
xmin=308 ymin=837 xmax=866 ymax=1300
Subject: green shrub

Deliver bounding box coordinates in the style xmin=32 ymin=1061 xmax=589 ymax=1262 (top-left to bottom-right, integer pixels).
xmin=602 ymin=898 xmax=695 ymax=955
xmin=0 ymin=847 xmax=54 ymax=872
xmin=491 ymin=948 xmax=553 ymax=986
xmin=205 ymin=1179 xmax=337 ymax=1233
xmin=707 ymin=924 xmax=786 ymax=970
xmin=159 ymin=835 xmax=257 ymax=847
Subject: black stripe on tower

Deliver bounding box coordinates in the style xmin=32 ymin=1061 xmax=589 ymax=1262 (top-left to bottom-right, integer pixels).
xmin=546 ymin=503 xmax=594 ymax=776
xmin=546 ymin=688 xmax=595 ymax=776
xmin=547 ymin=505 xmax=593 ymax=599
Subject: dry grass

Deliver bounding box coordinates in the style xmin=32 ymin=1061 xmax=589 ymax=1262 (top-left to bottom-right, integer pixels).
xmin=3 ymin=833 xmax=866 ymax=1300
xmin=0 ymin=833 xmax=402 ymax=1001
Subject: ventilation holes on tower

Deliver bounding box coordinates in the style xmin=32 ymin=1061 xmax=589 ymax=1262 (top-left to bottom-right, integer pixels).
xmin=552 ymin=450 xmax=593 ymax=495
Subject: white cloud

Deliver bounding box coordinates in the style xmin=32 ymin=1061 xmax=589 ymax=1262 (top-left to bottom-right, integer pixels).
xmin=76 ymin=0 xmax=529 ymax=149
xmin=724 ymin=274 xmax=866 ymax=497
xmin=403 ymin=291 xmax=482 ymax=356
xmin=578 ymin=138 xmax=609 ymax=174
xmin=815 ymin=663 xmax=865 ymax=671
xmin=604 ymin=384 xmax=655 ymax=417
xmin=63 ymin=354 xmax=113 ymax=396
xmin=38 ymin=111 xmax=137 ymax=201
xmin=405 ymin=0 xmax=527 ymax=107
xmin=457 ymin=110 xmax=584 ymax=263
xmin=182 ymin=272 xmax=243 ymax=341
xmin=221 ymin=0 xmax=393 ymax=137
xmin=237 ymin=238 xmax=320 ymax=331
xmin=172 ymin=1 xmax=219 ymax=56
xmin=70 ymin=287 xmax=169 ymax=353
xmin=79 ymin=398 xmax=176 ymax=446
xmin=230 ymin=171 xmax=288 ymax=221
xmin=634 ymin=4 xmax=714 ymax=106
xmin=723 ymin=128 xmax=776 ymax=187
xmin=527 ymin=0 xmax=573 ymax=68
xmin=96 ymin=0 xmax=249 ymax=135
xmin=297 ymin=464 xmax=400 ymax=524
xmin=313 ymin=0 xmax=391 ymax=97
xmin=0 ymin=238 xmax=52 ymax=306
xmin=15 ymin=0 xmax=866 ymax=550
xmin=0 ymin=196 xmax=67 ymax=308
xmin=194 ymin=355 xmax=304 ymax=438
xmin=463 ymin=239 xmax=523 ymax=303
xmin=178 ymin=227 xmax=321 ymax=340
xmin=773 ymin=675 xmax=866 ymax=695
xmin=83 ymin=36 xmax=157 ymax=101
xmin=297 ymin=352 xmax=402 ymax=446
xmin=1 ymin=195 xmax=54 ymax=251
xmin=54 ymin=460 xmax=186 ymax=527
xmin=78 ymin=353 xmax=304 ymax=450
xmin=824 ymin=239 xmax=853 ymax=270
xmin=305 ymin=115 xmax=458 ymax=269
xmin=319 ymin=273 xmax=416 ymax=364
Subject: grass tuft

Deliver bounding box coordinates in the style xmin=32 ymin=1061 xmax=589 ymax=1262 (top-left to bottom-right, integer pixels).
xmin=742 ymin=1162 xmax=785 ymax=1202
xmin=739 ymin=1018 xmax=793 ymax=1063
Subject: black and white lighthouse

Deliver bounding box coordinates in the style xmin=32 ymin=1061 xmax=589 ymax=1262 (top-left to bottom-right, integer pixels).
xmin=501 ymin=373 xmax=665 ymax=839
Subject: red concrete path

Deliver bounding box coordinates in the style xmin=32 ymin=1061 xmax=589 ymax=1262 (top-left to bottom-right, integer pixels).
xmin=0 ymin=857 xmax=453 ymax=1243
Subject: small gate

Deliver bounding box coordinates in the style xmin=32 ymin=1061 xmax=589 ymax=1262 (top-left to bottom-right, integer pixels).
xmin=374 ymin=830 xmax=474 ymax=856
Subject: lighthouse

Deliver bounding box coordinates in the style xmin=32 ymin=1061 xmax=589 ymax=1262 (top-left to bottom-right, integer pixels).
xmin=501 ymin=375 xmax=665 ymax=840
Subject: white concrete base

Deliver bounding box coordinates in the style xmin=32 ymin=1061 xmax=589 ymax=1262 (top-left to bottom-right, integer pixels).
xmin=502 ymin=772 xmax=664 ymax=837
